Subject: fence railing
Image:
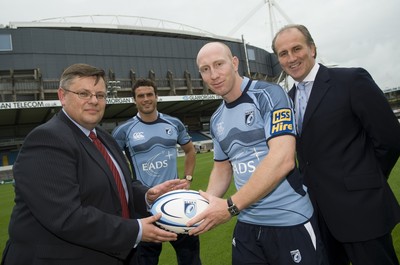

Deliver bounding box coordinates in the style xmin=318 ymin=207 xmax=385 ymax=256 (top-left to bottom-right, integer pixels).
xmin=0 ymin=76 xmax=209 ymax=102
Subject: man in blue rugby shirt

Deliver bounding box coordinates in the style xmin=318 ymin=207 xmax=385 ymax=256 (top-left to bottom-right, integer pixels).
xmin=112 ymin=78 xmax=200 ymax=265
xmin=187 ymin=42 xmax=328 ymax=265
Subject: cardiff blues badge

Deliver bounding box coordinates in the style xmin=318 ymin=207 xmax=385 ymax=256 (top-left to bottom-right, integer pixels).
xmin=290 ymin=249 xmax=302 ymax=263
xmin=245 ymin=110 xmax=255 ymax=126
xmin=165 ymin=127 xmax=172 ymax=135
xmin=184 ymin=200 xmax=197 ymax=218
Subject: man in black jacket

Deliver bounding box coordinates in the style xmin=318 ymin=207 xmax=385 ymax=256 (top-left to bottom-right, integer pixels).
xmin=1 ymin=63 xmax=186 ymax=265
xmin=272 ymin=24 xmax=400 ymax=265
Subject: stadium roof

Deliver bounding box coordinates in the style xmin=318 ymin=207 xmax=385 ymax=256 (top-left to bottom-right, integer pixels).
xmin=7 ymin=15 xmax=242 ymax=42
xmin=0 ymin=15 xmax=280 ymax=150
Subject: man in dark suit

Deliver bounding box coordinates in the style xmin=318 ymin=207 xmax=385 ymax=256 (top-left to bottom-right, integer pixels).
xmin=1 ymin=63 xmax=186 ymax=265
xmin=272 ymin=24 xmax=400 ymax=265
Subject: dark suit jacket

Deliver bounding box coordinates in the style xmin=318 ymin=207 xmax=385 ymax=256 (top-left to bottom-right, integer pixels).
xmin=289 ymin=64 xmax=400 ymax=242
xmin=2 ymin=110 xmax=149 ymax=264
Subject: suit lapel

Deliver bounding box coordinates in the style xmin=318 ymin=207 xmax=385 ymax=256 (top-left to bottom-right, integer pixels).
xmin=288 ymin=84 xmax=296 ymax=101
xmin=57 ymin=111 xmax=128 ymax=205
xmin=96 ymin=130 xmax=134 ymax=205
xmin=84 ymin=135 xmax=119 ymax=193
xmin=302 ymin=65 xmax=331 ymax=132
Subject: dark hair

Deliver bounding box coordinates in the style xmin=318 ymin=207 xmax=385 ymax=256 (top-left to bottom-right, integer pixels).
xmin=59 ymin=63 xmax=106 ymax=89
xmin=272 ymin=24 xmax=317 ymax=58
xmin=132 ymin=78 xmax=157 ymax=98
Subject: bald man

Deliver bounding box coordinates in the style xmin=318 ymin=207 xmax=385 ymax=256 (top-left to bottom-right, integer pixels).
xmin=187 ymin=42 xmax=328 ymax=265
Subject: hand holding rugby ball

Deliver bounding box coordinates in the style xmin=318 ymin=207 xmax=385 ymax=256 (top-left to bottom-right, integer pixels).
xmin=150 ymin=189 xmax=209 ymax=234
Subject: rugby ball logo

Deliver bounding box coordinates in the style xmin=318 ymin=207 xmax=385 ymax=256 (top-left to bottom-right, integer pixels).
xmin=184 ymin=201 xmax=197 ymax=218
xmin=150 ymin=190 xmax=209 ymax=234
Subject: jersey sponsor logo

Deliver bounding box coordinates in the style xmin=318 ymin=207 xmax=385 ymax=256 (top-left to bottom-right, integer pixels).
xmin=142 ymin=160 xmax=169 ymax=172
xmin=270 ymin=108 xmax=294 ymax=135
xmin=290 ymin=249 xmax=302 ymax=263
xmin=132 ymin=131 xmax=145 ymax=140
xmin=245 ymin=110 xmax=255 ymax=126
xmin=232 ymin=161 xmax=256 ymax=175
xmin=142 ymin=151 xmax=172 ymax=176
xmin=231 ymin=148 xmax=264 ymax=176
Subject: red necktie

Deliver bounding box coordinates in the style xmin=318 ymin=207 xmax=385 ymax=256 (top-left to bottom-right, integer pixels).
xmin=89 ymin=131 xmax=130 ymax=218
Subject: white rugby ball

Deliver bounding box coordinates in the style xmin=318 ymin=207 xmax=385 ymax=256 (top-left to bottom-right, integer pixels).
xmin=150 ymin=189 xmax=209 ymax=234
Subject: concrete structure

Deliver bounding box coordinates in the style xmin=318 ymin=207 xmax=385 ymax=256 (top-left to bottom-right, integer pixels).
xmin=1 ymin=17 xmax=398 ymax=165
xmin=0 ymin=17 xmax=282 ymax=158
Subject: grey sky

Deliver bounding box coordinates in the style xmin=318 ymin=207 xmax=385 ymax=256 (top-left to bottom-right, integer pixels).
xmin=1 ymin=0 xmax=399 ymax=89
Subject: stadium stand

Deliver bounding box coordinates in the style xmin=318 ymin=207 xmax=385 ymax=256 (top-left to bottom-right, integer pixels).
xmin=0 ymin=17 xmax=399 ymax=178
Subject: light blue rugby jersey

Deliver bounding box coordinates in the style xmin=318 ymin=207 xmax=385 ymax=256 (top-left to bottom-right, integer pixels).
xmin=211 ymin=77 xmax=313 ymax=226
xmin=112 ymin=112 xmax=191 ymax=187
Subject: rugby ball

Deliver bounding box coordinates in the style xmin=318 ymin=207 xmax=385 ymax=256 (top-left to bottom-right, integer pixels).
xmin=150 ymin=189 xmax=209 ymax=234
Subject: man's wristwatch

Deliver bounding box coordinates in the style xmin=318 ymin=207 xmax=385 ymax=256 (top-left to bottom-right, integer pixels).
xmin=184 ymin=175 xmax=193 ymax=182
xmin=227 ymin=197 xmax=240 ymax=216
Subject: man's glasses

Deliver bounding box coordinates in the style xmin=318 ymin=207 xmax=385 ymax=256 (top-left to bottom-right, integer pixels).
xmin=63 ymin=88 xmax=107 ymax=100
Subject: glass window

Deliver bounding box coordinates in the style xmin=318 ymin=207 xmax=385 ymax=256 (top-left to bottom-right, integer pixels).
xmin=0 ymin=34 xmax=12 ymax=51
xmin=247 ymin=48 xmax=256 ymax=61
